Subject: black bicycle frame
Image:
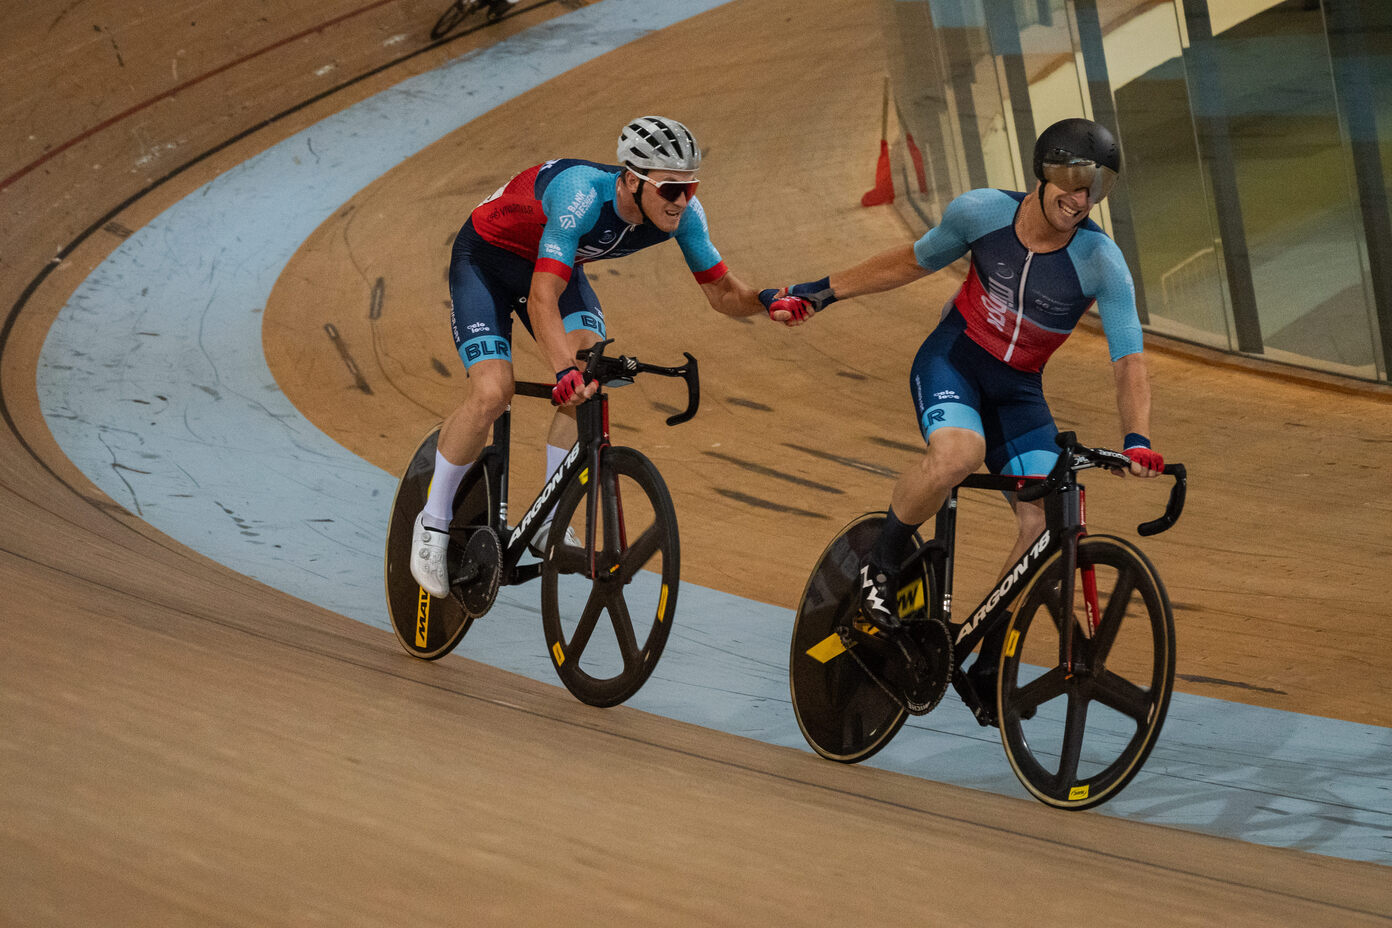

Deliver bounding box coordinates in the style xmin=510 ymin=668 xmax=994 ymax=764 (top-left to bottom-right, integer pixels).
xmin=472 ymin=381 xmax=608 ymax=587
xmin=914 ymin=472 xmax=1085 ymax=658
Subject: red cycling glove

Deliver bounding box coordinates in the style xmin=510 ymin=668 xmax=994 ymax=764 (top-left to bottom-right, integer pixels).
xmin=769 ymin=295 xmax=814 ymax=323
xmin=1122 ymin=434 xmax=1164 ymax=473
xmin=759 ymin=279 xmax=834 ymax=326
xmin=552 ymin=367 xmax=585 ymax=405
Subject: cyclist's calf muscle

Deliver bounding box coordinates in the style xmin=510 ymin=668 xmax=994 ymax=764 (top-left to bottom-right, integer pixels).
xmin=439 ymin=358 xmax=514 ymax=465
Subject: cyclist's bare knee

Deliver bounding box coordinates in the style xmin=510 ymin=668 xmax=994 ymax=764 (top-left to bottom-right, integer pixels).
xmin=923 ymin=428 xmax=986 ymax=484
xmin=440 ymin=360 xmax=513 ymax=454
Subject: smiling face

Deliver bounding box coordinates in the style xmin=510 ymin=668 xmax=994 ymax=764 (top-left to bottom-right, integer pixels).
xmin=623 ymin=168 xmax=697 ymax=233
xmin=1041 ymin=179 xmax=1093 ymax=233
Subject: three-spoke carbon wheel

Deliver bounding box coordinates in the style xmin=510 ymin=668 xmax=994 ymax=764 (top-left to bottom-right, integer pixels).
xmin=997 ymin=534 xmax=1175 ymax=810
xmin=539 ymin=446 xmax=679 ymax=707
xmin=789 ymin=514 xmax=937 ymax=764
xmin=385 ymin=427 xmax=496 ymax=660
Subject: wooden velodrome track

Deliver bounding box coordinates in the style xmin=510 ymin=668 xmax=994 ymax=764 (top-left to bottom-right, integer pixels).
xmin=3 ymin=0 xmax=1390 ymax=923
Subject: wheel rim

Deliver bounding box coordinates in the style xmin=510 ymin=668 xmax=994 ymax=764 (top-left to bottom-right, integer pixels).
xmin=540 ymin=448 xmax=678 ymax=707
xmin=999 ymin=535 xmax=1174 ymax=808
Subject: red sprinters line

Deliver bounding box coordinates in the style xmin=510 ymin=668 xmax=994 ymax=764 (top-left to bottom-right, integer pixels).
xmin=1 ymin=0 xmax=399 ymax=193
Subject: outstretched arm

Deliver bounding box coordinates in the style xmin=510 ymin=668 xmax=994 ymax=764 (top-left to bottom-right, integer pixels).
xmin=699 ymin=269 xmax=766 ymax=318
xmin=826 ymin=245 xmax=930 ymax=300
xmin=768 ymin=245 xmax=931 ymax=323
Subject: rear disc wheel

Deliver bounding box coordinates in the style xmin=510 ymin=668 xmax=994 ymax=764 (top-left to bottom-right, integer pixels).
xmin=789 ymin=514 xmax=937 ymax=763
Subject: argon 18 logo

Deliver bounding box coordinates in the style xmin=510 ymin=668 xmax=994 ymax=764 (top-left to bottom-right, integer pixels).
xmin=510 ymin=443 xmax=581 ymax=547
xmin=955 ymin=528 xmax=1050 ymax=645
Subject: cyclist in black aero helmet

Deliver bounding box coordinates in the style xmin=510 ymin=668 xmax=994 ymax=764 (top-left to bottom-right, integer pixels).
xmin=765 ymin=116 xmax=1165 ymax=721
xmin=407 ymin=115 xmax=802 ymax=598
xmin=1033 ymin=116 xmax=1121 ymax=208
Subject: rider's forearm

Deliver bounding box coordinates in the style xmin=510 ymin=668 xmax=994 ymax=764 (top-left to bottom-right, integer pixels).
xmin=1112 ymin=353 xmax=1153 ymax=440
xmin=827 ymin=245 xmax=928 ymax=301
xmin=528 ymin=271 xmax=577 ymax=373
xmin=701 ymin=271 xmax=764 ymax=318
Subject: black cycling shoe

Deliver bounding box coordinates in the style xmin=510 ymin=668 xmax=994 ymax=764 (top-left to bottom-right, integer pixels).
xmin=858 ymin=563 xmax=901 ymax=632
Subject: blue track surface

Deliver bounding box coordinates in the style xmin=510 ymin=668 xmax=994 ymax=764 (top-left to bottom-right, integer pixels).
xmin=35 ymin=0 xmax=1392 ymax=865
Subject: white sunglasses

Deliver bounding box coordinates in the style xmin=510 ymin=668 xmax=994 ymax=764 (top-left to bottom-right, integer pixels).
xmin=627 ymin=168 xmax=700 ymax=203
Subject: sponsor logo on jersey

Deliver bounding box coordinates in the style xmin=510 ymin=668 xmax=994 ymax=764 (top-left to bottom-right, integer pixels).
xmin=984 ymin=272 xmax=1016 ymax=332
xmin=485 ymin=202 xmax=533 ymax=224
xmin=567 ymin=187 xmax=597 ymax=223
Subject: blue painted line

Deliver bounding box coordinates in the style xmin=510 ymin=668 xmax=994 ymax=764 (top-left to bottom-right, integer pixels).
xmin=35 ymin=0 xmax=1392 ymax=865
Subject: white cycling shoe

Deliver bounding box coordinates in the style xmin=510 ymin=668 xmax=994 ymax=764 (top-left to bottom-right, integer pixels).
xmin=528 ymin=519 xmax=582 ymax=557
xmin=410 ymin=511 xmax=451 ymax=598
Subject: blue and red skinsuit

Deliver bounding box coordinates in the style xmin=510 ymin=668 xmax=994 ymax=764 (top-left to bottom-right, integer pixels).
xmin=908 ymin=188 xmax=1143 ymax=475
xmin=449 ymin=159 xmax=726 ymax=368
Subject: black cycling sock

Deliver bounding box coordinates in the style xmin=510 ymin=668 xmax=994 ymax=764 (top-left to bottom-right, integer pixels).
xmin=869 ymin=506 xmax=922 ymax=577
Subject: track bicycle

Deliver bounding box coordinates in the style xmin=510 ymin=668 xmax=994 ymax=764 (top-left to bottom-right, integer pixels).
xmin=385 ymin=340 xmax=699 ymax=707
xmin=430 ymin=0 xmax=509 ymax=40
xmin=789 ymin=432 xmax=1187 ymax=810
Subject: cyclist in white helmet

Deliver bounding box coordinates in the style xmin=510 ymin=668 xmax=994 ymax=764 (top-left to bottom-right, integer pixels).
xmin=410 ymin=116 xmax=801 ymax=597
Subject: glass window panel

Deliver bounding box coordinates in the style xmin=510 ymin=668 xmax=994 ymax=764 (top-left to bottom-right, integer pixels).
xmin=1104 ymin=0 xmax=1231 ymax=345
xmin=1214 ymin=0 xmax=1376 ymax=374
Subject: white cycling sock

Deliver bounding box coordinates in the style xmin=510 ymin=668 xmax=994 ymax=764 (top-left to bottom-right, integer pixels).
xmin=539 ymin=443 xmax=568 ymax=524
xmin=422 ymin=451 xmax=473 ymax=530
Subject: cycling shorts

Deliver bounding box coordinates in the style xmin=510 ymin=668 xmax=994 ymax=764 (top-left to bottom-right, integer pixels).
xmin=447 ymin=220 xmax=606 ymax=369
xmin=909 ymin=308 xmax=1059 ymax=477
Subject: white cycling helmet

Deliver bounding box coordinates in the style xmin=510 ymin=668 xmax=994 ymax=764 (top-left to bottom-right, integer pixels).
xmin=617 ymin=116 xmax=702 ymax=172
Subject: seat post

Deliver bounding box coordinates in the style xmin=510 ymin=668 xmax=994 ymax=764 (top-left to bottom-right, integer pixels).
xmin=933 ymin=488 xmax=961 ymax=624
xmin=492 ymin=405 xmax=512 ymax=528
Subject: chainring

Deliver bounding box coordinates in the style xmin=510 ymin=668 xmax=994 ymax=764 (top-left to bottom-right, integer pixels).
xmin=451 ymin=526 xmax=501 ymax=619
xmin=887 ymin=617 xmax=954 ymax=715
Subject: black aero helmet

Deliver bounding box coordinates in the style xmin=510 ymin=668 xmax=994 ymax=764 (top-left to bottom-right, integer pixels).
xmin=1033 ymin=117 xmax=1120 ymax=204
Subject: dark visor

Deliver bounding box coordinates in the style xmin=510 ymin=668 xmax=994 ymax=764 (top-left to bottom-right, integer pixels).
xmin=1041 ymin=154 xmax=1118 ymax=204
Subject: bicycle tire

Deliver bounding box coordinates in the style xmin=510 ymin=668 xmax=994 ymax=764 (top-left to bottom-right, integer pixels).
xmin=539 ymin=446 xmax=679 ymax=707
xmin=997 ymin=534 xmax=1175 ymax=810
xmin=385 ymin=427 xmax=496 ymax=660
xmin=429 ymin=0 xmax=478 ymax=40
xmin=789 ymin=514 xmax=936 ymax=763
